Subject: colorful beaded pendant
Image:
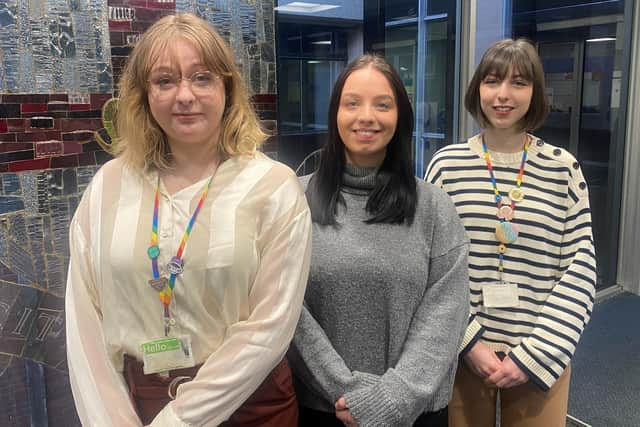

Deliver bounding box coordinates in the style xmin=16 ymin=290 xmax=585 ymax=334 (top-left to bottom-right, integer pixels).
xmin=495 ymin=221 xmax=519 ymax=244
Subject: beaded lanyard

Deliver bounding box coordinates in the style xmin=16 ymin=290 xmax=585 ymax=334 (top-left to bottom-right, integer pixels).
xmin=147 ymin=173 xmax=215 ymax=336
xmin=481 ymin=134 xmax=530 ymax=280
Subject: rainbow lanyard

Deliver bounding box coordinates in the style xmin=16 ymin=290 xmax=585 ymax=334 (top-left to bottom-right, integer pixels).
xmin=481 ymin=134 xmax=530 ymax=279
xmin=147 ymin=173 xmax=214 ymax=336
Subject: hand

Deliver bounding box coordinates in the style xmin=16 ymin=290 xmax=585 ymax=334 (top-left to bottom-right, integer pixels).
xmin=335 ymin=397 xmax=359 ymax=427
xmin=463 ymin=341 xmax=502 ymax=380
xmin=486 ymin=355 xmax=529 ymax=389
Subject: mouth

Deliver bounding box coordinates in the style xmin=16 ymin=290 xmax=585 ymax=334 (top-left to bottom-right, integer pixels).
xmin=493 ymin=106 xmax=514 ymax=112
xmin=353 ymin=129 xmax=380 ymax=135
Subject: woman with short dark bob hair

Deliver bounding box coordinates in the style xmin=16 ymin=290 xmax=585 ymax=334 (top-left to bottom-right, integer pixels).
xmin=289 ymin=54 xmax=470 ymax=427
xmin=426 ymin=38 xmax=596 ymax=426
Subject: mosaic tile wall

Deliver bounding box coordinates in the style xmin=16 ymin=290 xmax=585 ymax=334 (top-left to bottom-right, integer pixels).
xmin=0 ymin=1 xmax=276 ymax=424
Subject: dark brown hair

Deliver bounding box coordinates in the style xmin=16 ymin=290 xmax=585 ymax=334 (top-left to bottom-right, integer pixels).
xmin=306 ymin=54 xmax=417 ymax=226
xmin=465 ymin=38 xmax=549 ymax=131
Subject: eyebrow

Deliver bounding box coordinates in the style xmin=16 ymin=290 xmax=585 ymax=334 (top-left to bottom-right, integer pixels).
xmin=150 ymin=62 xmax=206 ymax=74
xmin=342 ymin=93 xmax=394 ymax=99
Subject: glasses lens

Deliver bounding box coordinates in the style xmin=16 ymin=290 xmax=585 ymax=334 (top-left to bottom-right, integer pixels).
xmin=148 ymin=71 xmax=217 ymax=98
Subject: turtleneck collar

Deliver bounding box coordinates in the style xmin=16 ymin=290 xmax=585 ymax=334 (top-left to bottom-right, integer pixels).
xmin=342 ymin=162 xmax=378 ymax=195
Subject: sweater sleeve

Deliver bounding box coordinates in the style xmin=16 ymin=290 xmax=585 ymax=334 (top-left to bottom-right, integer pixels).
xmin=343 ymin=193 xmax=470 ymax=426
xmin=425 ymin=153 xmax=485 ymax=356
xmin=509 ymin=175 xmax=596 ymax=391
xmin=289 ymin=306 xmax=366 ymax=403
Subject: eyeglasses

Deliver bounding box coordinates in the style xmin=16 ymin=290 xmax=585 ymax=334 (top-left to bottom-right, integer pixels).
xmin=147 ymin=70 xmax=219 ymax=99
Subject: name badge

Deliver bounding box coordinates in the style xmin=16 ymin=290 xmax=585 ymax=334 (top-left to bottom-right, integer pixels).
xmin=140 ymin=335 xmax=195 ymax=375
xmin=482 ymin=282 xmax=519 ymax=308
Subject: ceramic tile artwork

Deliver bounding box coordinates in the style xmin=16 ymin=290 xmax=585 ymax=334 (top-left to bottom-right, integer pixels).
xmin=0 ymin=1 xmax=276 ymax=424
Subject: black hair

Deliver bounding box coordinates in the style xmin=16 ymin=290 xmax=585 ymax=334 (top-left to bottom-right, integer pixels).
xmin=306 ymin=54 xmax=417 ymax=226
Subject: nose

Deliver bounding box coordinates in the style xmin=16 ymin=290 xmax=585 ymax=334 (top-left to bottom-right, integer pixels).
xmin=175 ymin=79 xmax=196 ymax=104
xmin=357 ymin=103 xmax=375 ymax=124
xmin=496 ymin=81 xmax=510 ymax=100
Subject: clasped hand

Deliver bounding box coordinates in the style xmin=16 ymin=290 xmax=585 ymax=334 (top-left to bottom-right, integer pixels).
xmin=335 ymin=396 xmax=359 ymax=427
xmin=463 ymin=341 xmax=529 ymax=389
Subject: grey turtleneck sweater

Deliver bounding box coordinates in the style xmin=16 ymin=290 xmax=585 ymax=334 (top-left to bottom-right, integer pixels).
xmin=289 ymin=164 xmax=470 ymax=426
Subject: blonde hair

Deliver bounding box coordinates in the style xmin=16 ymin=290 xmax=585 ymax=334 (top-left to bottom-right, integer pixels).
xmin=114 ymin=13 xmax=266 ymax=172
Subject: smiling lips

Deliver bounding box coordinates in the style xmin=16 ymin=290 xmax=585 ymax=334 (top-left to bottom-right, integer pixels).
xmin=493 ymin=105 xmax=514 ymax=115
xmin=353 ymin=129 xmax=380 ymax=140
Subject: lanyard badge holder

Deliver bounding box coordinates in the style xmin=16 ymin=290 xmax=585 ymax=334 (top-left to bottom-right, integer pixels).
xmin=480 ymin=135 xmax=529 ymax=309
xmin=140 ymin=171 xmax=216 ymax=374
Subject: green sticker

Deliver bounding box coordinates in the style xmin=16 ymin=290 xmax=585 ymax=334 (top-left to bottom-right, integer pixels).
xmin=140 ymin=338 xmax=180 ymax=355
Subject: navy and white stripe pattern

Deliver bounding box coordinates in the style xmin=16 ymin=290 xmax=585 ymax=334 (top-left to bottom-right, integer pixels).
xmin=425 ymin=134 xmax=596 ymax=390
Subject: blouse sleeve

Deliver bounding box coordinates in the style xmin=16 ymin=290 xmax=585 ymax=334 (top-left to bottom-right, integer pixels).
xmin=152 ymin=172 xmax=312 ymax=426
xmin=66 ymin=200 xmax=143 ymax=426
xmin=509 ymin=169 xmax=596 ymax=391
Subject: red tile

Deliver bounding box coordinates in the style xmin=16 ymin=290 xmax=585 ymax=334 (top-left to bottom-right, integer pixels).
xmin=251 ymin=94 xmax=277 ymax=104
xmin=2 ymin=94 xmax=49 ymax=103
xmin=0 ymin=119 xmax=7 ymax=133
xmin=35 ymin=141 xmax=64 ymax=157
xmin=109 ymin=21 xmax=132 ymax=31
xmin=7 ymin=119 xmax=26 ymax=132
xmin=0 ymin=133 xmax=16 ymax=142
xmin=78 ymin=151 xmax=96 ymax=166
xmin=63 ymin=142 xmax=84 ymax=154
xmin=49 ymin=94 xmax=69 ymax=102
xmin=0 ymin=163 xmax=8 ymax=172
xmin=0 ymin=143 xmax=33 ymax=153
xmin=148 ymin=1 xmax=176 ymax=9
xmin=63 ymin=131 xmax=95 ymax=142
xmin=21 ymin=103 xmax=48 ymax=113
xmin=90 ymin=94 xmax=113 ymax=109
xmin=60 ymin=118 xmax=103 ymax=132
xmin=51 ymin=154 xmax=79 ymax=168
xmin=8 ymin=157 xmax=51 ymax=172
xmin=16 ymin=131 xmax=61 ymax=142
xmin=68 ymin=104 xmax=92 ymax=111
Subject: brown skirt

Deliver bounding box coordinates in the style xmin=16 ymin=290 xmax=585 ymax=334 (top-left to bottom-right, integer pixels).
xmin=123 ymin=354 xmax=298 ymax=426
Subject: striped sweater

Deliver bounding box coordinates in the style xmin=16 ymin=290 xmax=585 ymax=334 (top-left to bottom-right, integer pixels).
xmin=425 ymin=134 xmax=596 ymax=391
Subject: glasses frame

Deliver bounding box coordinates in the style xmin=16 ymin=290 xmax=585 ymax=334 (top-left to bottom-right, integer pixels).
xmin=147 ymin=70 xmax=220 ymax=99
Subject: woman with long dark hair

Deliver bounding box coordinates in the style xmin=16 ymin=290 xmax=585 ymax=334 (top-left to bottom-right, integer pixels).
xmin=289 ymin=54 xmax=470 ymax=427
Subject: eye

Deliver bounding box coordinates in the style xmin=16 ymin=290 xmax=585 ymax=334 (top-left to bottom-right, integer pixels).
xmin=192 ymin=72 xmax=214 ymax=85
xmin=343 ymin=100 xmax=358 ymax=108
xmin=152 ymin=74 xmax=176 ymax=88
xmin=513 ymin=79 xmax=530 ymax=87
xmin=483 ymin=77 xmax=499 ymax=85
xmin=376 ymin=102 xmax=392 ymax=110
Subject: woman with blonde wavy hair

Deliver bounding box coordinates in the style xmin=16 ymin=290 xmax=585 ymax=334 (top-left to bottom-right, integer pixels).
xmin=65 ymin=13 xmax=311 ymax=427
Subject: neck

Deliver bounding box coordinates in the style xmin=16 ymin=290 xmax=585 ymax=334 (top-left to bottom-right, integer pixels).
xmin=483 ymin=128 xmax=527 ymax=153
xmin=162 ymin=143 xmax=220 ymax=194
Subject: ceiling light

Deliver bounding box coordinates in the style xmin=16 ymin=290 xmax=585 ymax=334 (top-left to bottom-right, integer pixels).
xmin=274 ymin=2 xmax=340 ymax=13
xmin=312 ymin=40 xmax=332 ymax=45
xmin=586 ymin=37 xmax=616 ymax=42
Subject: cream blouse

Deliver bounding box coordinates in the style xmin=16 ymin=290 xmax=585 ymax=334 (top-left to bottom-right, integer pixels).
xmin=65 ymin=153 xmax=312 ymax=426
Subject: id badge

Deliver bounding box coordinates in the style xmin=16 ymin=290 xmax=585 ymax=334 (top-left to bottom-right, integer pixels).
xmin=140 ymin=334 xmax=195 ymax=375
xmin=482 ymin=282 xmax=519 ymax=308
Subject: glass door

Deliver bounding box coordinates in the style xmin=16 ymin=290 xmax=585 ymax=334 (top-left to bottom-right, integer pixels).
xmin=534 ymin=30 xmax=625 ymax=288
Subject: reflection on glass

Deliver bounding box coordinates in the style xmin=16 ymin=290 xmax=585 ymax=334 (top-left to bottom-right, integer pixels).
xmin=537 ymin=42 xmax=577 ymax=152
xmin=278 ymin=60 xmax=344 ymax=133
xmin=385 ymin=25 xmax=418 ymax=107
